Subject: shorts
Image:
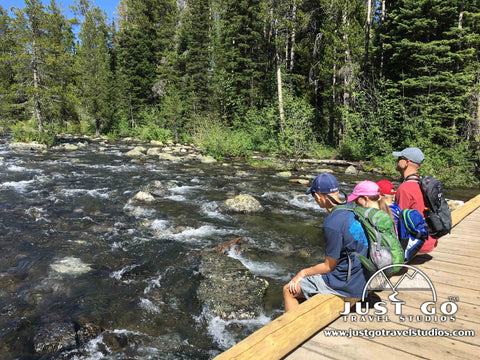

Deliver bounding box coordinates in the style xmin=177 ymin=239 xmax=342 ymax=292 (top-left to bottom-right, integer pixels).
xmin=300 ymin=274 xmax=342 ymax=299
xmin=419 ymin=236 xmax=438 ymax=253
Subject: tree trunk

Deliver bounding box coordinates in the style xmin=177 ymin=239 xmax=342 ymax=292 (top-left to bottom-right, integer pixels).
xmin=379 ymin=0 xmax=386 ymax=78
xmin=274 ymin=18 xmax=285 ymax=134
xmin=364 ymin=0 xmax=372 ymax=75
xmin=289 ymin=4 xmax=297 ymax=72
xmin=32 ymin=40 xmax=42 ymax=133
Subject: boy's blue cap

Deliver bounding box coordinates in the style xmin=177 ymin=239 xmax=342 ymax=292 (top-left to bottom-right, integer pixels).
xmin=306 ymin=173 xmax=339 ymax=195
xmin=392 ymin=147 xmax=425 ymax=164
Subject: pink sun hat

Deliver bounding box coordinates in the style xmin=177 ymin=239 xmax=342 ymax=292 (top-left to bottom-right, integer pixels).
xmin=347 ymin=180 xmax=381 ymax=202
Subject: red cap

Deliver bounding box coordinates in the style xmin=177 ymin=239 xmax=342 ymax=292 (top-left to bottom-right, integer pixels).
xmin=376 ymin=180 xmax=396 ymax=195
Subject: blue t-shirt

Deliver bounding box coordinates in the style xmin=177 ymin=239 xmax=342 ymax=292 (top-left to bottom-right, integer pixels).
xmin=321 ymin=207 xmax=369 ymax=298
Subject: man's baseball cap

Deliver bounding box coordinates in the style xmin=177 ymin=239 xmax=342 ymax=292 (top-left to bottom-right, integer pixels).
xmin=306 ymin=173 xmax=339 ymax=195
xmin=347 ymin=180 xmax=380 ymax=202
xmin=376 ymin=180 xmax=396 ymax=195
xmin=392 ymin=147 xmax=425 ymax=164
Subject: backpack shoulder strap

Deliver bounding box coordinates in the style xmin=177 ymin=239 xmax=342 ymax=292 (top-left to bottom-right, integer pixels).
xmin=405 ymin=174 xmax=421 ymax=183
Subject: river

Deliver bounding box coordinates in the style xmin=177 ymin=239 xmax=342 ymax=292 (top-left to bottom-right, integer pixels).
xmin=0 ymin=137 xmax=475 ymax=359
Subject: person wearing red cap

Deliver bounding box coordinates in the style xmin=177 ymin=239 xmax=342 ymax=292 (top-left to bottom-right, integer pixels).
xmin=376 ymin=180 xmax=402 ymax=223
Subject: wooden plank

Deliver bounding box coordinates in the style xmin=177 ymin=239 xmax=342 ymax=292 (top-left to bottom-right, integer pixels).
xmin=451 ymin=194 xmax=480 ymax=226
xmin=213 ymin=294 xmax=345 ymax=360
xmin=215 ymin=195 xmax=480 ymax=360
xmin=284 ymin=331 xmax=426 ymax=360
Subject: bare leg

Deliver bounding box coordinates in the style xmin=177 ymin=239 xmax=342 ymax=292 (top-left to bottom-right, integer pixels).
xmin=283 ymin=283 xmax=305 ymax=312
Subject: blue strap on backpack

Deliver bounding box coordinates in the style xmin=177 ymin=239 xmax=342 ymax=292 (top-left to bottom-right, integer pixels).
xmin=397 ymin=209 xmax=428 ymax=261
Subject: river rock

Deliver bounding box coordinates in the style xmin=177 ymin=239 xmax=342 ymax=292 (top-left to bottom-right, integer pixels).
xmin=8 ymin=141 xmax=47 ymax=151
xmin=143 ymin=180 xmax=177 ymax=197
xmin=447 ymin=199 xmax=464 ymax=211
xmin=158 ymin=152 xmax=181 ymax=161
xmin=197 ymin=252 xmax=269 ymax=320
xmin=345 ymin=165 xmax=358 ymax=175
xmin=276 ymin=171 xmax=292 ymax=178
xmin=199 ymin=155 xmax=217 ymax=164
xmin=146 ymin=147 xmax=163 ymax=156
xmin=125 ymin=146 xmax=147 ymax=158
xmin=34 ymin=322 xmax=77 ymax=355
xmin=220 ymin=194 xmax=264 ymax=213
xmin=130 ymin=191 xmax=156 ymax=204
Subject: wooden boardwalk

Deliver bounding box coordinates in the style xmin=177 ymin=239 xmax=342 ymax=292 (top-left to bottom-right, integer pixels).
xmin=214 ymin=194 xmax=480 ymax=360
xmin=284 ymin=205 xmax=480 ymax=359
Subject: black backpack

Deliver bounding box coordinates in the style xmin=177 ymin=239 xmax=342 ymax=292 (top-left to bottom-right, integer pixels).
xmin=406 ymin=175 xmax=452 ymax=238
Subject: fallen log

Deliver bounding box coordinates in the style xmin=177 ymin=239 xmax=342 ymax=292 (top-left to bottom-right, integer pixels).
xmin=201 ymin=237 xmax=243 ymax=254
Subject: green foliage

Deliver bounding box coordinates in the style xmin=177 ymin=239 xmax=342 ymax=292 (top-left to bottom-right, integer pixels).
xmin=134 ymin=123 xmax=172 ymax=143
xmin=0 ymin=0 xmax=479 ymax=186
xmin=193 ymin=118 xmax=255 ymax=159
xmin=278 ymin=94 xmax=315 ymax=160
xmin=10 ymin=119 xmax=54 ymax=145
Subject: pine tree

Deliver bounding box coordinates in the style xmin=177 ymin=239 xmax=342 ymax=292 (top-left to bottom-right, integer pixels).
xmin=73 ymin=0 xmax=113 ymax=136
xmin=10 ymin=0 xmax=75 ymax=134
xmin=215 ymin=0 xmax=270 ymax=125
xmin=0 ymin=6 xmax=15 ymax=126
xmin=115 ymin=0 xmax=177 ymax=130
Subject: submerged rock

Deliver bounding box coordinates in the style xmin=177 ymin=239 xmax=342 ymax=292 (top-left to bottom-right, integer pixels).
xmin=50 ymin=257 xmax=91 ymax=275
xmin=197 ymin=252 xmax=269 ymax=320
xmin=220 ymin=194 xmax=264 ymax=213
xmin=34 ymin=322 xmax=76 ymax=355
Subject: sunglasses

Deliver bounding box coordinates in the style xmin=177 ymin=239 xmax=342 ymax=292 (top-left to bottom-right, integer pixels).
xmin=397 ymin=156 xmax=408 ymax=162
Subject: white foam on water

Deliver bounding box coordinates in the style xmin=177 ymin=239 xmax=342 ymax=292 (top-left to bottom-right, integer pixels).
xmin=144 ymin=274 xmax=163 ymax=294
xmin=200 ymin=202 xmax=230 ymax=221
xmin=150 ymin=219 xmax=170 ymax=231
xmin=0 ymin=179 xmax=35 ymax=192
xmin=201 ymin=308 xmax=271 ymax=350
xmin=60 ymin=188 xmax=111 ymax=199
xmin=69 ymin=334 xmax=111 ymax=360
xmin=110 ymin=264 xmax=139 ymax=281
xmin=227 ymin=247 xmax=290 ymax=280
xmin=7 ymin=164 xmax=43 ymax=173
xmin=139 ymin=298 xmax=162 ymax=313
xmin=170 ymin=225 xmax=233 ymax=244
xmin=50 ymin=256 xmax=92 ymax=275
xmin=171 ymin=184 xmax=203 ymax=194
xmin=123 ymin=203 xmax=157 ymax=218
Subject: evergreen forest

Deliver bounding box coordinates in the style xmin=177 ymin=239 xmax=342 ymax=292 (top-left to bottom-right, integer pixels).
xmin=1 ymin=0 xmax=479 ymax=186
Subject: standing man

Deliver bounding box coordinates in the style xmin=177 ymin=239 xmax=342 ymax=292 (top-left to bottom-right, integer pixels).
xmin=393 ymin=147 xmax=437 ymax=253
xmin=283 ymin=173 xmax=369 ymax=312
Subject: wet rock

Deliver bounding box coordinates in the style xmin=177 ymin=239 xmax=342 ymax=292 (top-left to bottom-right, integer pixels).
xmin=8 ymin=141 xmax=47 ymax=151
xmin=102 ymin=330 xmax=130 ymax=352
xmin=52 ymin=143 xmax=79 ymax=151
xmin=125 ymin=146 xmax=147 ymax=158
xmin=34 ymin=322 xmax=76 ymax=355
xmin=345 ymin=165 xmax=358 ymax=175
xmin=447 ymin=199 xmax=464 ymax=211
xmin=276 ymin=171 xmax=292 ymax=178
xmin=290 ymin=178 xmax=310 ymax=185
xmin=142 ymin=180 xmax=177 ymax=197
xmin=76 ymin=322 xmax=103 ymax=346
xmin=146 ymin=147 xmax=163 ymax=156
xmin=130 ymin=191 xmax=156 ymax=204
xmin=220 ymin=194 xmax=264 ymax=213
xmin=50 ymin=257 xmax=92 ymax=275
xmin=199 ymin=155 xmax=217 ymax=164
xmin=197 ymin=252 xmax=269 ymax=320
xmin=158 ymin=152 xmax=181 ymax=161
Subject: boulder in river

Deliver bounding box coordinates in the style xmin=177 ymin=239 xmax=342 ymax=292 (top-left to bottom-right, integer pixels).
xmin=220 ymin=194 xmax=264 ymax=213
xmin=34 ymin=322 xmax=77 ymax=355
xmin=197 ymin=252 xmax=269 ymax=320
